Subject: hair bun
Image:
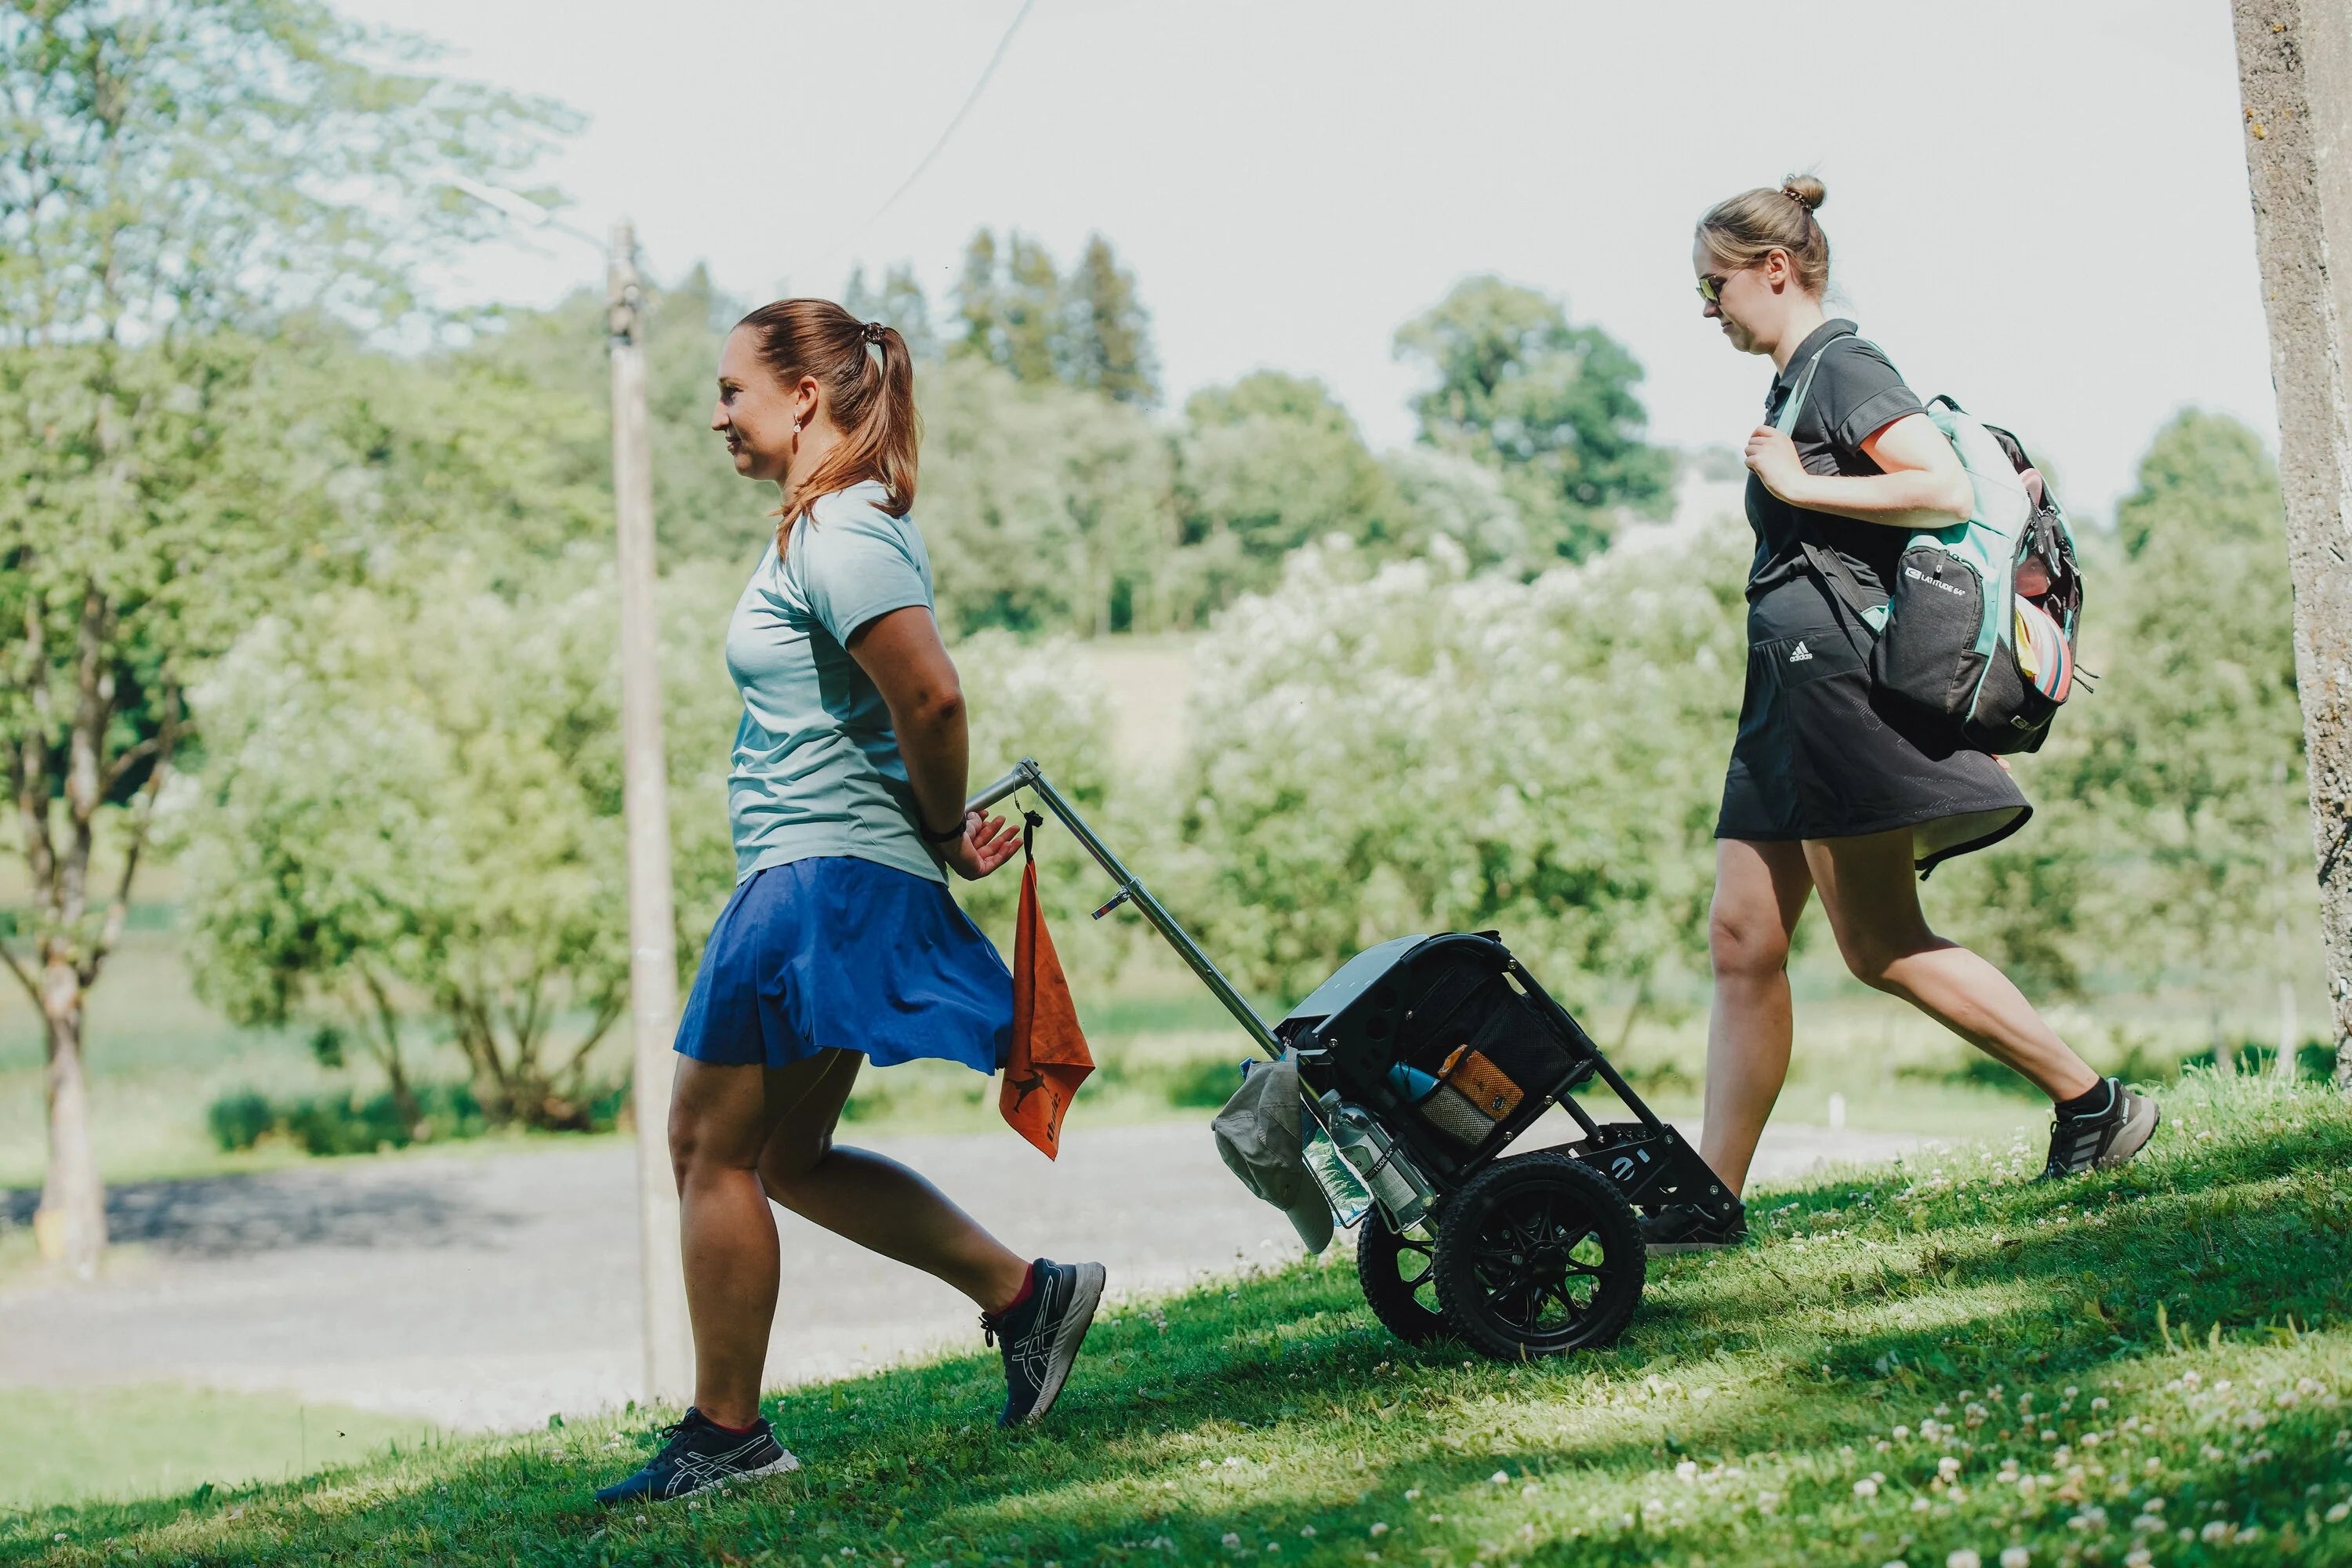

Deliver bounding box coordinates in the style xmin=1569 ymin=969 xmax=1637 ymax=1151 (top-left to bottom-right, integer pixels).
xmin=1780 ymin=174 xmax=1827 ymax=212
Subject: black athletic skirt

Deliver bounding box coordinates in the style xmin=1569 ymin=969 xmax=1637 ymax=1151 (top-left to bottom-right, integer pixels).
xmin=1715 ymin=576 xmax=2029 ymax=875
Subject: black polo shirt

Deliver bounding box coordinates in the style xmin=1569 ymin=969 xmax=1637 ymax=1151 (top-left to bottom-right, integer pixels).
xmin=1745 ymin=318 xmax=1928 ymax=601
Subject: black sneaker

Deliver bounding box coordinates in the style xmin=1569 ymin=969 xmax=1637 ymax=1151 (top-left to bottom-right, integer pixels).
xmin=593 ymin=1407 xmax=800 ymax=1505
xmin=2041 ymin=1078 xmax=2160 ymax=1180
xmin=981 ymin=1258 xmax=1105 ymax=1428
xmin=1639 ymin=1204 xmax=1748 ymax=1254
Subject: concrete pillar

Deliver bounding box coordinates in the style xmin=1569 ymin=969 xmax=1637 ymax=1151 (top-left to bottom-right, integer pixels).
xmin=2233 ymin=0 xmax=2352 ymax=1088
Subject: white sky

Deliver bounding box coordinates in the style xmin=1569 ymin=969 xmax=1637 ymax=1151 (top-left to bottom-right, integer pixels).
xmin=346 ymin=0 xmax=2276 ymax=521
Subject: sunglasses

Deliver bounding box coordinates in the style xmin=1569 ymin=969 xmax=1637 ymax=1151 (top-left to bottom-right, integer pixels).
xmin=1696 ymin=272 xmax=1733 ymax=304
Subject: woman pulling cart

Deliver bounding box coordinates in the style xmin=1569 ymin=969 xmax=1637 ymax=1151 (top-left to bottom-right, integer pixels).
xmin=596 ymin=301 xmax=1105 ymax=1507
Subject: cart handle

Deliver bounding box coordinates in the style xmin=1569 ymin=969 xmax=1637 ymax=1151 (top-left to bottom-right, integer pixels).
xmin=965 ymin=759 xmax=1280 ymax=1058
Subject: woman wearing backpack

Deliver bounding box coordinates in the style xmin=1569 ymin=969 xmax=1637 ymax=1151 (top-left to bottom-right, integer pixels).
xmin=595 ymin=300 xmax=1105 ymax=1504
xmin=1652 ymin=176 xmax=2158 ymax=1249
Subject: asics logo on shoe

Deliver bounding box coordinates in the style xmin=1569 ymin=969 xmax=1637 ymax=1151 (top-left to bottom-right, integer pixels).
xmin=1787 ymin=641 xmax=1813 ymax=663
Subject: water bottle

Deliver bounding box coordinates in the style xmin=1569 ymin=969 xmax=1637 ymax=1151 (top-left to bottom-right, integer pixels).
xmin=1322 ymin=1094 xmax=1435 ymax=1228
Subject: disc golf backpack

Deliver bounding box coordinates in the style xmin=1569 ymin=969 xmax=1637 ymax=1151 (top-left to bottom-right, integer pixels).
xmin=1780 ymin=335 xmax=2085 ymax=754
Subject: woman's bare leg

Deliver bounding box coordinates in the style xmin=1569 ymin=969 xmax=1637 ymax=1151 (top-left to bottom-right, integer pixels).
xmin=1804 ymin=828 xmax=2100 ymax=1101
xmin=1701 ymin=838 xmax=1816 ymax=1196
xmin=757 ymin=1049 xmax=1030 ymax=1316
xmin=669 ymin=1054 xmax=838 ymax=1428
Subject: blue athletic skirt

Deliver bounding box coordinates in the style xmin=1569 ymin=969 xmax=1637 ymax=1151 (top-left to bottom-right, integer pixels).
xmin=673 ymin=856 xmax=1012 ymax=1073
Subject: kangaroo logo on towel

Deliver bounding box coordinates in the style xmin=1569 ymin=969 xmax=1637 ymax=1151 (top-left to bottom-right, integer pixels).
xmin=1787 ymin=641 xmax=1813 ymax=663
xmin=1000 ymin=819 xmax=1094 ymax=1159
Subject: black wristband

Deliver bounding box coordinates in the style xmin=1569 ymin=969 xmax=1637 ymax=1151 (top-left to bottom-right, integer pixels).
xmin=919 ymin=815 xmax=968 ymax=845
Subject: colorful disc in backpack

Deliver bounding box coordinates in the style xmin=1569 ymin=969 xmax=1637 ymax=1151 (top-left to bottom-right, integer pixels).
xmin=2013 ymin=596 xmax=2072 ymax=702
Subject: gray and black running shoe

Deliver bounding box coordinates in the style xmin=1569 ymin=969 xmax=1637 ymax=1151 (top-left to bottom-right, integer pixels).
xmin=982 ymin=1257 xmax=1105 ymax=1427
xmin=2040 ymin=1077 xmax=2160 ymax=1181
xmin=1639 ymin=1204 xmax=1748 ymax=1254
xmin=593 ymin=1407 xmax=800 ymax=1505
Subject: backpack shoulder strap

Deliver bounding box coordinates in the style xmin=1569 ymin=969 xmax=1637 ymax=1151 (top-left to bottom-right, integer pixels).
xmin=1772 ymin=330 xmax=1857 ymax=435
xmin=1801 ymin=540 xmax=1879 ymax=622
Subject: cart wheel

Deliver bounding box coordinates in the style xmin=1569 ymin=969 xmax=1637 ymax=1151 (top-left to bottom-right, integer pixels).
xmin=1356 ymin=1210 xmax=1450 ymax=1345
xmin=1432 ymin=1152 xmax=1645 ymax=1360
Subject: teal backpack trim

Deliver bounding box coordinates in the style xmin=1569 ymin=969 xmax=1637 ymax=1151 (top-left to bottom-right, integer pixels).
xmin=1774 ymin=336 xmax=2041 ymax=717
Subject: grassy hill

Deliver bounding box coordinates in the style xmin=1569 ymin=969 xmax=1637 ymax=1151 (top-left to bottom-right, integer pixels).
xmin=7 ymin=1075 xmax=2351 ymax=1567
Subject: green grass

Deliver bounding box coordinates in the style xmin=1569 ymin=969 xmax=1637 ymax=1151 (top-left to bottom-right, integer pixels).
xmin=9 ymin=1074 xmax=2351 ymax=1566
xmin=0 ymin=1386 xmax=435 ymax=1512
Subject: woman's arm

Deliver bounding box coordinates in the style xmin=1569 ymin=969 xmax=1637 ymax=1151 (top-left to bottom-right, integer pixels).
xmin=1744 ymin=412 xmax=1975 ymax=529
xmin=847 ymin=605 xmax=1021 ymax=880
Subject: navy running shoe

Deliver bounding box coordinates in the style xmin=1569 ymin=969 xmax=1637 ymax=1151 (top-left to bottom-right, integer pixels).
xmin=982 ymin=1258 xmax=1105 ymax=1427
xmin=2041 ymin=1077 xmax=2160 ymax=1181
xmin=593 ymin=1407 xmax=799 ymax=1505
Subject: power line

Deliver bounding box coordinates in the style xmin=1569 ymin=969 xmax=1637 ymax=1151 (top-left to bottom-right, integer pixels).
xmin=825 ymin=0 xmax=1036 ymax=266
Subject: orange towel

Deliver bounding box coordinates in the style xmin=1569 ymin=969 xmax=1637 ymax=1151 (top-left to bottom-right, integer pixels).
xmin=1000 ymin=845 xmax=1093 ymax=1158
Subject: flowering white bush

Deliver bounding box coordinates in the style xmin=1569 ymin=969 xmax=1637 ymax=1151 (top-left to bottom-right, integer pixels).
xmin=1174 ymin=516 xmax=1748 ymax=1001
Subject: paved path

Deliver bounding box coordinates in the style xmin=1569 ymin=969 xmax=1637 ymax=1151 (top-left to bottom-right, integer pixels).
xmin=0 ymin=1115 xmax=1924 ymax=1432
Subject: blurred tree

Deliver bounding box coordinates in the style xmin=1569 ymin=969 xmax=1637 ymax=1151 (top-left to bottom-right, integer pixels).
xmin=1173 ymin=372 xmax=1405 ymax=614
xmin=463 ymin=266 xmax=757 ymax=565
xmin=1065 ymin=234 xmax=1160 ymax=406
xmin=842 ymin=263 xmax=940 ymax=362
xmin=954 ymin=229 xmax=1004 ymax=364
xmin=174 ymin=564 xmax=741 ymax=1131
xmin=998 ymin=234 xmax=1064 ymax=387
xmin=919 ymin=356 xmax=1178 ymax=637
xmin=0 ymin=0 xmax=569 ymax=1273
xmin=950 ymin=227 xmax=1160 ymax=405
xmin=1394 ymin=277 xmax=1673 ymax=562
xmin=1943 ymin=412 xmax=2315 ymax=1019
xmin=1176 ymin=520 xmax=1745 ymax=1004
xmin=1379 ymin=446 xmax=1532 ymax=576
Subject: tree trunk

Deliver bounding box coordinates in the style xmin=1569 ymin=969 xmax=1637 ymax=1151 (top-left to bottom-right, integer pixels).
xmin=2231 ymin=0 xmax=2352 ymax=1091
xmin=35 ymin=954 xmax=105 ymax=1277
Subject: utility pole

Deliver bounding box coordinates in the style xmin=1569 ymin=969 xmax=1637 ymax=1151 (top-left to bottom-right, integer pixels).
xmin=2233 ymin=0 xmax=2352 ymax=1091
xmin=608 ymin=219 xmax=693 ymax=1398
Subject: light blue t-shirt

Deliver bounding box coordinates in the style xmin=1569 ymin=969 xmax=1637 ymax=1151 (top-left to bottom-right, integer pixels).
xmin=724 ymin=481 xmax=944 ymax=886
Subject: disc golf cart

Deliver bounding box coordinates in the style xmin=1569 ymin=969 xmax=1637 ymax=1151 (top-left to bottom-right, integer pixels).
xmin=967 ymin=759 xmax=1741 ymax=1360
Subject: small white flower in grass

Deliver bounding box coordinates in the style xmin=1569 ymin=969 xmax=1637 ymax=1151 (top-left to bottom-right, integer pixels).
xmin=1224 ymin=1457 xmax=1246 ymax=1468
xmin=1493 ymin=1471 xmax=1512 ymax=1485
xmin=1998 ymin=1549 xmax=2030 ymax=1568
xmin=1947 ymin=1551 xmax=1981 ymax=1568
xmin=1756 ymin=1490 xmax=1780 ymax=1515
xmin=1893 ymin=1425 xmax=1911 ymax=1441
xmin=2200 ymin=1521 xmax=2231 ymax=1544
xmin=1404 ymin=1488 xmax=1421 ymax=1501
xmin=1222 ymin=1533 xmax=1242 ymax=1549
xmin=2091 ymin=1397 xmax=2109 ymax=1411
xmin=2124 ymin=1553 xmax=2151 ymax=1568
xmin=1675 ymin=1461 xmax=1697 ymax=1481
xmin=1854 ymin=1477 xmax=1879 ymax=1498
xmin=1522 ymin=1484 xmax=1541 ymax=1498
xmin=1300 ymin=1526 xmax=1316 ymax=1538
xmin=2326 ymin=1502 xmax=2350 ymax=1523
xmin=1369 ymin=1523 xmax=1388 ymax=1537
xmin=1199 ymin=1459 xmax=1214 ymax=1470
xmin=1911 ymin=1497 xmax=1932 ymax=1513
